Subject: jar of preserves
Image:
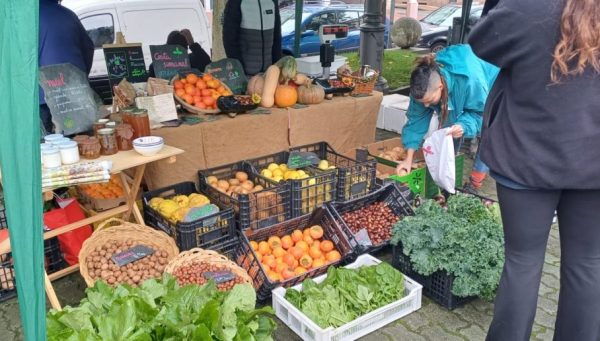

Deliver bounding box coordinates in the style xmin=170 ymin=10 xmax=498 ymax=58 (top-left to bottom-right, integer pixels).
xmin=79 ymin=137 xmax=101 ymax=159
xmin=124 ymin=109 xmax=150 ymax=139
xmin=93 ymin=119 xmax=109 ymax=136
xmin=98 ymin=128 xmax=118 ymax=155
xmin=115 ymin=123 xmax=134 ymax=151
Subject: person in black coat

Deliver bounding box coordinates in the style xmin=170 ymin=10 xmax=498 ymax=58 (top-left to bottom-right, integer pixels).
xmin=148 ymin=30 xmax=211 ymax=77
xmin=469 ymin=0 xmax=600 ymax=340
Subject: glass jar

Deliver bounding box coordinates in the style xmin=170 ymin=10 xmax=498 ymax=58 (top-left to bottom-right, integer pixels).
xmin=98 ymin=128 xmax=118 ymax=155
xmin=80 ymin=137 xmax=101 ymax=159
xmin=41 ymin=146 xmax=61 ymax=169
xmin=57 ymin=140 xmax=80 ymax=165
xmin=115 ymin=123 xmax=134 ymax=151
xmin=93 ymin=119 xmax=109 ymax=136
xmin=124 ymin=109 xmax=150 ymax=139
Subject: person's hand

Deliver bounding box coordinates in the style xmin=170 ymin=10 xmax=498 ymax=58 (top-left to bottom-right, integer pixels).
xmin=180 ymin=29 xmax=194 ymax=47
xmin=447 ymin=124 xmax=464 ymax=138
xmin=396 ymin=159 xmax=412 ymax=177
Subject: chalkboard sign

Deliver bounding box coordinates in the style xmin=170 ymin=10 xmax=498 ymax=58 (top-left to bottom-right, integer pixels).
xmin=204 ymin=58 xmax=247 ymax=95
xmin=103 ymin=43 xmax=148 ymax=87
xmin=111 ymin=245 xmax=155 ymax=267
xmin=149 ymin=44 xmax=191 ymax=80
xmin=287 ymin=151 xmax=320 ymax=169
xmin=39 ymin=63 xmax=99 ymax=135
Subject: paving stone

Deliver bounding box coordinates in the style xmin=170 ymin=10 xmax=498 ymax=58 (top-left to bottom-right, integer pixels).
xmin=456 ymin=323 xmax=487 ymax=341
xmin=452 ymin=304 xmax=493 ymax=332
xmin=537 ymin=295 xmax=558 ymax=315
xmin=538 ymin=281 xmax=557 ymax=298
xmin=544 ymin=253 xmax=560 ymax=267
xmin=541 ymin=272 xmax=560 ymax=291
xmin=534 ymin=308 xmax=557 ymax=329
xmin=532 ymin=324 xmax=555 ymax=341
xmin=360 ymin=322 xmax=427 ymax=341
xmin=419 ymin=324 xmax=468 ymax=341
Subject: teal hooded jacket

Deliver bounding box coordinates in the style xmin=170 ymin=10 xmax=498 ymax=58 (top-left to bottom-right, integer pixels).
xmin=401 ymin=45 xmax=499 ymax=150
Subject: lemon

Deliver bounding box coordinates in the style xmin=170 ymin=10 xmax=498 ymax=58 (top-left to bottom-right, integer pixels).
xmin=318 ymin=160 xmax=329 ymax=170
xmin=308 ymin=178 xmax=317 ymax=186
xmin=297 ymin=170 xmax=306 ymax=176
xmin=279 ymin=164 xmax=288 ymax=172
xmin=267 ymin=163 xmax=279 ymax=172
xmin=283 ymin=171 xmax=293 ymax=180
xmin=300 ymin=174 xmax=310 ymax=179
xmin=261 ymin=169 xmax=273 ymax=178
xmin=272 ymin=168 xmax=284 ymax=178
xmin=272 ymin=176 xmax=283 ymax=182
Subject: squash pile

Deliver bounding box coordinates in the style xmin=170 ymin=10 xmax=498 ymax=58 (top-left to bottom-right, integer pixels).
xmin=248 ymin=57 xmax=325 ymax=108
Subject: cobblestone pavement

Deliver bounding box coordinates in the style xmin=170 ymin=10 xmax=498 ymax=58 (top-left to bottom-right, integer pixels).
xmin=0 ymin=130 xmax=560 ymax=340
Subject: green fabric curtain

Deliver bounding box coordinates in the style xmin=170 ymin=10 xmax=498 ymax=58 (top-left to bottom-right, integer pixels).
xmin=0 ymin=1 xmax=45 ymax=340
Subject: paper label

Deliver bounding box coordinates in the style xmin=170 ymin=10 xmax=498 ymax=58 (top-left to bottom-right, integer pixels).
xmin=135 ymin=93 xmax=178 ymax=126
xmin=354 ymin=228 xmax=372 ymax=247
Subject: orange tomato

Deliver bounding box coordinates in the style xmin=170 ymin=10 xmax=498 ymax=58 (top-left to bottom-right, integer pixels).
xmin=275 ymin=262 xmax=287 ymax=274
xmin=303 ymin=235 xmax=314 ymax=245
xmin=295 ymin=240 xmax=309 ymax=252
xmin=267 ymin=236 xmax=282 ymax=249
xmin=311 ymin=257 xmax=326 ymax=269
xmin=299 ymin=254 xmax=313 ymax=269
xmin=183 ymin=94 xmax=194 ymax=105
xmin=281 ymin=268 xmax=295 ymax=280
xmin=255 ymin=252 xmax=263 ymax=263
xmin=294 ymin=267 xmax=307 ymax=276
xmin=309 ymin=225 xmax=324 ymax=240
xmin=258 ymin=241 xmax=271 ymax=255
xmin=186 ymin=73 xmax=199 ymax=85
xmin=291 ymin=230 xmax=303 ymax=243
xmin=320 ymin=240 xmax=334 ymax=253
xmin=267 ymin=270 xmax=281 ymax=282
xmin=312 ymin=240 xmax=321 ymax=250
xmin=280 ymin=235 xmax=293 ymax=249
xmin=262 ymin=255 xmax=277 ymax=270
xmin=308 ymin=246 xmax=322 ymax=260
xmin=196 ymin=80 xmax=207 ymax=90
xmin=184 ymin=84 xmax=196 ymax=96
xmin=174 ymin=80 xmax=184 ymax=89
xmin=289 ymin=246 xmax=304 ymax=260
xmin=272 ymin=247 xmax=286 ymax=258
xmin=282 ymin=254 xmax=296 ymax=268
xmin=326 ymin=250 xmax=342 ymax=262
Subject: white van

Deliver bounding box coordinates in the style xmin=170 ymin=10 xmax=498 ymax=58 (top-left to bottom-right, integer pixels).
xmin=62 ymin=0 xmax=212 ymax=79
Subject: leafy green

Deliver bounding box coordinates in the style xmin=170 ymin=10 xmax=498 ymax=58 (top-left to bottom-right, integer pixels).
xmin=47 ymin=274 xmax=276 ymax=341
xmin=391 ymin=194 xmax=504 ymax=300
xmin=284 ymin=262 xmax=405 ymax=329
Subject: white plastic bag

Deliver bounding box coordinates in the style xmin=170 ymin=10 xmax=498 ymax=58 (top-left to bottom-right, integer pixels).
xmin=423 ymin=128 xmax=456 ymax=193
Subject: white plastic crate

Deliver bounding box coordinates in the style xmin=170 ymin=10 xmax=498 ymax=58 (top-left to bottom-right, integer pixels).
xmin=296 ymin=55 xmax=348 ymax=77
xmin=272 ymin=254 xmax=423 ymax=341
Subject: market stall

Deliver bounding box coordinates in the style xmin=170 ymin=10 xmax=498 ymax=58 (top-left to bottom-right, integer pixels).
xmin=144 ymin=93 xmax=383 ymax=190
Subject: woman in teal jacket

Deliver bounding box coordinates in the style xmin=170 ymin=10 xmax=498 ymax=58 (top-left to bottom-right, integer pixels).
xmin=397 ymin=45 xmax=498 ymax=190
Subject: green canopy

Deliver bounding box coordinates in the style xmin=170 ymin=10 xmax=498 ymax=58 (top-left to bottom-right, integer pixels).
xmin=0 ymin=1 xmax=46 ymax=340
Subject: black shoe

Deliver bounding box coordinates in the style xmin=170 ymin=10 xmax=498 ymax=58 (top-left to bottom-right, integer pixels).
xmin=462 ymin=182 xmax=480 ymax=195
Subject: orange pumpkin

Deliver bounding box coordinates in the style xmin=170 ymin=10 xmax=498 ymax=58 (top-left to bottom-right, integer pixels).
xmin=274 ymin=85 xmax=298 ymax=108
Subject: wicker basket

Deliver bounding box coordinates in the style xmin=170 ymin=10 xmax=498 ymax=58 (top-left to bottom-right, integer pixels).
xmin=338 ymin=71 xmax=379 ymax=96
xmin=165 ymin=247 xmax=252 ymax=285
xmin=78 ymin=218 xmax=179 ymax=287
xmin=171 ymin=74 xmax=232 ymax=115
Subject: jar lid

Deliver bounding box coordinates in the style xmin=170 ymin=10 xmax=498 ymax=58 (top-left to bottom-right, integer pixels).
xmin=51 ymin=137 xmax=71 ymax=145
xmin=106 ymin=121 xmax=117 ymax=127
xmin=57 ymin=141 xmax=78 ymax=149
xmin=40 ymin=143 xmax=54 ymax=151
xmin=97 ymin=119 xmax=110 ymax=124
xmin=41 ymin=146 xmax=60 ymax=154
xmin=43 ymin=134 xmax=64 ymax=142
xmin=98 ymin=128 xmax=115 ymax=135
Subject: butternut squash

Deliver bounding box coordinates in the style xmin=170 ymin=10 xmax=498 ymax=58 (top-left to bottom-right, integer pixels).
xmin=261 ymin=65 xmax=280 ymax=108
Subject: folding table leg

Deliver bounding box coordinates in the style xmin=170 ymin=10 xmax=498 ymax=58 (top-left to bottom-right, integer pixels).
xmin=119 ymin=164 xmax=146 ymax=224
xmin=45 ymin=271 xmax=61 ymax=311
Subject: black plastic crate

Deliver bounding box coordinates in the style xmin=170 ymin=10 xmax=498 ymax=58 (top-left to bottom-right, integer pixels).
xmin=143 ymin=181 xmax=236 ymax=251
xmin=0 ymin=234 xmax=66 ymax=303
xmin=392 ymin=243 xmax=475 ymax=310
xmin=0 ymin=195 xmax=6 ymax=229
xmin=234 ymin=207 xmax=355 ymax=302
xmin=246 ymin=152 xmax=337 ymax=218
xmin=198 ymin=161 xmax=292 ymax=230
xmin=290 ymin=142 xmax=377 ymax=202
xmin=380 ymin=179 xmax=414 ymax=203
xmin=328 ymin=182 xmax=415 ymax=254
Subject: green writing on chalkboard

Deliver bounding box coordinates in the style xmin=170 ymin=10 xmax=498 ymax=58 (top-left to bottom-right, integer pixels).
xmin=287 ymin=151 xmax=320 ymax=169
xmin=150 ymin=44 xmax=191 ymax=80
xmin=204 ymin=58 xmax=247 ymax=95
xmin=103 ymin=44 xmax=148 ymax=87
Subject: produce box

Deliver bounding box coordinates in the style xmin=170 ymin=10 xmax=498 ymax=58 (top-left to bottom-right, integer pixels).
xmin=78 ymin=175 xmax=127 ymax=212
xmin=289 ymin=142 xmax=377 ymax=202
xmin=247 ymin=151 xmax=337 ymax=218
xmin=272 ymin=254 xmax=423 ymax=341
xmin=235 ymin=207 xmax=355 ymax=302
xmin=142 ymin=181 xmax=236 ymax=251
xmin=198 ymin=161 xmax=292 ymax=230
xmin=328 ymin=183 xmax=415 ymax=254
xmin=392 ymin=244 xmax=475 ymax=310
xmin=0 ymin=233 xmax=66 ymax=302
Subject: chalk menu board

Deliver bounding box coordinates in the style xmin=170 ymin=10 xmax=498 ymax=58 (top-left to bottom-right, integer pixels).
xmin=102 ymin=43 xmax=148 ymax=87
xmin=39 ymin=63 xmax=99 ymax=135
xmin=149 ymin=44 xmax=191 ymax=80
xmin=204 ymin=58 xmax=247 ymax=95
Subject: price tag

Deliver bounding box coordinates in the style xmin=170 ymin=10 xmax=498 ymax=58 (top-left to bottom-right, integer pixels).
xmin=203 ymin=270 xmax=236 ymax=284
xmin=111 ymin=245 xmax=155 ymax=267
xmin=287 ymin=151 xmax=320 ymax=169
xmin=354 ymin=228 xmax=372 ymax=247
xmin=184 ymin=204 xmax=220 ymax=224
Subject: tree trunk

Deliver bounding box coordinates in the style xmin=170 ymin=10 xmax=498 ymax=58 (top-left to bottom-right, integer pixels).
xmin=212 ymin=0 xmax=228 ymax=60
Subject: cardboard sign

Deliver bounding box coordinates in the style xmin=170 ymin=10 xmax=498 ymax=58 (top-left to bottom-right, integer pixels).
xmin=111 ymin=245 xmax=155 ymax=267
xmin=287 ymin=151 xmax=320 ymax=169
xmin=204 ymin=58 xmax=247 ymax=95
xmin=203 ymin=270 xmax=236 ymax=284
xmin=103 ymin=43 xmax=148 ymax=88
xmin=39 ymin=63 xmax=99 ymax=135
xmin=150 ymin=44 xmax=191 ymax=80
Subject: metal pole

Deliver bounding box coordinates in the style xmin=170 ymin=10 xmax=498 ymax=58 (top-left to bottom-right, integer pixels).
xmin=293 ymin=0 xmax=303 ymax=57
xmin=360 ymin=0 xmax=388 ymax=93
xmin=387 ymin=0 xmax=395 ymax=48
xmin=459 ymin=0 xmax=473 ymax=43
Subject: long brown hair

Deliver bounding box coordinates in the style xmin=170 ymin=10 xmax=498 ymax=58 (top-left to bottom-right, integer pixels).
xmin=411 ymin=54 xmax=449 ymax=126
xmin=551 ymin=0 xmax=600 ymax=82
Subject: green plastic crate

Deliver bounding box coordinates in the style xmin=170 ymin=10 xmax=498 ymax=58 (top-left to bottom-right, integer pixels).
xmin=424 ymin=153 xmax=465 ymax=198
xmin=376 ymin=162 xmax=427 ymax=197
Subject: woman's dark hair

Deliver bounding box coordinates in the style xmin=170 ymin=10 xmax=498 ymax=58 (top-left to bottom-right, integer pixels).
xmin=166 ymin=31 xmax=188 ymax=49
xmin=410 ymin=54 xmax=449 ymax=126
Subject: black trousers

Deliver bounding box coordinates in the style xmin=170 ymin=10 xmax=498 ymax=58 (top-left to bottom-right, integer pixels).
xmin=487 ymin=184 xmax=600 ymax=341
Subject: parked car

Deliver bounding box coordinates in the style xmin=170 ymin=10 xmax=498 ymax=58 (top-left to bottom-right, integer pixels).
xmin=61 ymin=0 xmax=212 ymax=103
xmin=280 ymin=2 xmax=389 ymax=56
xmin=416 ymin=4 xmax=483 ymax=53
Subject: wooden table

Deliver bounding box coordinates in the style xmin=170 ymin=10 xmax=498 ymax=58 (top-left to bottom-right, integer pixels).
xmin=0 ymin=145 xmax=184 ymax=310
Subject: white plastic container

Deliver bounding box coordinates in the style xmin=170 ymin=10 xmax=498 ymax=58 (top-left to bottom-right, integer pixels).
xmin=57 ymin=140 xmax=80 ymax=165
xmin=272 ymin=254 xmax=423 ymax=341
xmin=43 ymin=133 xmax=64 ymax=144
xmin=296 ymin=55 xmax=348 ymax=78
xmin=41 ymin=146 xmax=61 ymax=169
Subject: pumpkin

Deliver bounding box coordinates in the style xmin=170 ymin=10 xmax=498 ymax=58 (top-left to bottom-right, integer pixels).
xmin=261 ymin=65 xmax=280 ymax=108
xmin=297 ymin=83 xmax=325 ymax=105
xmin=247 ymin=74 xmax=265 ymax=96
xmin=293 ymin=73 xmax=310 ymax=86
xmin=274 ymin=85 xmax=298 ymax=108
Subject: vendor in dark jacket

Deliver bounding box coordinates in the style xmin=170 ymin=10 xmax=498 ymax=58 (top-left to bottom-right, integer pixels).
xmin=148 ymin=30 xmax=212 ymax=77
xmin=469 ymin=0 xmax=600 ymax=340
xmin=39 ymin=0 xmax=94 ymax=133
xmin=223 ymin=0 xmax=282 ymax=75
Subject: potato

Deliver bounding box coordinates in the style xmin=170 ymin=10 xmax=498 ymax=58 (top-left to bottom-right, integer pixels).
xmin=241 ymin=180 xmax=254 ymax=191
xmin=207 ymin=176 xmax=218 ymax=185
xmin=235 ymin=171 xmax=249 ymax=182
xmin=228 ymin=178 xmax=240 ymax=186
xmin=217 ymin=180 xmax=230 ymax=190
